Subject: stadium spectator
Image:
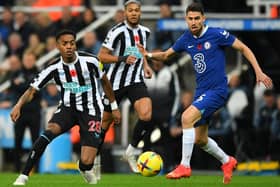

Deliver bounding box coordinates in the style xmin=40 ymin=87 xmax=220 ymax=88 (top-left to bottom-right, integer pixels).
xmin=33 ymin=12 xmax=56 ymax=42
xmin=45 ymin=36 xmax=57 ymax=53
xmin=11 ymin=11 xmax=35 ymax=45
xmin=52 ymin=6 xmax=80 ymax=34
xmin=254 ymin=89 xmax=276 ymax=160
xmin=12 ymin=29 xmax=120 ymax=185
xmin=10 ymin=52 xmax=42 ymax=172
xmin=0 ymin=6 xmax=13 ymax=43
xmin=24 ymin=33 xmax=46 ymax=58
xmin=6 ymin=32 xmax=24 ymax=58
xmin=0 ymin=35 xmax=8 ymax=62
xmin=113 ymin=9 xmax=125 ymax=24
xmin=80 ymin=31 xmax=102 ymax=56
xmin=0 ymin=54 xmax=22 ymax=84
xmin=138 ymin=2 xmax=273 ymax=184
xmin=154 ymin=2 xmax=175 ymax=50
xmin=270 ymin=95 xmax=280 ymax=160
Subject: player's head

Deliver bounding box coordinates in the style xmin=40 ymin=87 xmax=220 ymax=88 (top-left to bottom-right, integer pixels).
xmin=55 ymin=29 xmax=77 ymax=62
xmin=124 ymin=0 xmax=141 ymax=27
xmin=185 ymin=2 xmax=206 ymax=36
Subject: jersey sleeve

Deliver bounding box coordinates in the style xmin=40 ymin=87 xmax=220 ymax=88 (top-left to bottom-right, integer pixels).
xmin=216 ymin=28 xmax=236 ymax=47
xmin=30 ymin=65 xmax=56 ymax=90
xmin=91 ymin=58 xmax=105 ymax=79
xmin=102 ymin=28 xmax=117 ymax=51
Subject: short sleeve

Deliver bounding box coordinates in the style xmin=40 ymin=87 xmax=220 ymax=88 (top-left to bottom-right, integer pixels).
xmin=172 ymin=33 xmax=186 ymax=53
xmin=216 ymin=28 xmax=236 ymax=47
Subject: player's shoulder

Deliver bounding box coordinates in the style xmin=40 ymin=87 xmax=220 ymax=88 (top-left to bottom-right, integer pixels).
xmin=110 ymin=22 xmax=126 ymax=33
xmin=45 ymin=57 xmax=61 ymax=68
xmin=138 ymin=24 xmax=150 ymax=33
xmin=78 ymin=51 xmax=99 ymax=60
xmin=207 ymin=26 xmax=230 ymax=37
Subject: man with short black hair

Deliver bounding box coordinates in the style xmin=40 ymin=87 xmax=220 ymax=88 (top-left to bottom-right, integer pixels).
xmin=12 ymin=29 xmax=121 ymax=185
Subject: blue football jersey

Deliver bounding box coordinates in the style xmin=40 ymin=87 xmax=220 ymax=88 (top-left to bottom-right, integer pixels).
xmin=172 ymin=25 xmax=235 ymax=92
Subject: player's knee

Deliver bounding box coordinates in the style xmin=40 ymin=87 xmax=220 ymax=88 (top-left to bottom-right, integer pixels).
xmin=41 ymin=130 xmax=57 ymax=142
xmin=46 ymin=123 xmax=62 ymax=135
xmin=138 ymin=110 xmax=151 ymax=121
xmin=181 ymin=113 xmax=194 ymax=128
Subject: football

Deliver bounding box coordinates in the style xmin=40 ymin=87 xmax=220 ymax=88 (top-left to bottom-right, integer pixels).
xmin=137 ymin=151 xmax=163 ymax=177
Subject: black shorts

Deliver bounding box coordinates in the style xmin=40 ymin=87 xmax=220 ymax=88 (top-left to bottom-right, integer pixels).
xmin=102 ymin=82 xmax=150 ymax=112
xmin=49 ymin=105 xmax=102 ymax=147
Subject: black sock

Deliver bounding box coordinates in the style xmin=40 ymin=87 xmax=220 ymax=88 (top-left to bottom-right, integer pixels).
xmin=131 ymin=120 xmax=151 ymax=147
xmin=22 ymin=131 xmax=56 ymax=176
xmin=79 ymin=160 xmax=93 ymax=171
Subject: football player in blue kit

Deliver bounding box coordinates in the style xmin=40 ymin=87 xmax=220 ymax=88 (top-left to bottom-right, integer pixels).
xmin=138 ymin=2 xmax=273 ymax=184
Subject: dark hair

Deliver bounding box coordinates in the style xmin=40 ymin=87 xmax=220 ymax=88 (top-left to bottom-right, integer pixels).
xmin=186 ymin=2 xmax=204 ymax=15
xmin=55 ymin=29 xmax=76 ymax=41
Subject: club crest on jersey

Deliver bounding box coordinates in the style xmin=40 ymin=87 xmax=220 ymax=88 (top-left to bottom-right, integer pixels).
xmin=204 ymin=42 xmax=211 ymax=50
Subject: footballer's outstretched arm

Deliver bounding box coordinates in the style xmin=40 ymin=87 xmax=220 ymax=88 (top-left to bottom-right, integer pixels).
xmin=10 ymin=87 xmax=37 ymax=122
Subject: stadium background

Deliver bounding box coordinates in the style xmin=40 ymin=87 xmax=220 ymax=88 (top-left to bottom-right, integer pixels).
xmin=0 ymin=0 xmax=279 ymax=177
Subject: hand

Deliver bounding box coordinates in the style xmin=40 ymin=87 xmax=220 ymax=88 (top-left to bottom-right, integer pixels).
xmin=10 ymin=104 xmax=21 ymax=123
xmin=111 ymin=109 xmax=121 ymax=125
xmin=126 ymin=55 xmax=137 ymax=65
xmin=256 ymin=71 xmax=273 ymax=89
xmin=137 ymin=43 xmax=147 ymax=57
xmin=143 ymin=63 xmax=153 ymax=79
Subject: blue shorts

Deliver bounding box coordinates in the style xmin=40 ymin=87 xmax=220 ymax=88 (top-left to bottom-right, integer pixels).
xmin=192 ymin=88 xmax=228 ymax=127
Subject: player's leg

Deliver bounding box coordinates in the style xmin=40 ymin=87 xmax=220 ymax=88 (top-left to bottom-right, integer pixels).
xmin=77 ymin=112 xmax=102 ymax=184
xmin=78 ymin=146 xmax=98 ymax=184
xmin=166 ymin=105 xmax=201 ymax=179
xmin=13 ymin=106 xmax=72 ymax=185
xmin=196 ymin=125 xmax=237 ymax=184
xmin=194 ymin=90 xmax=237 ymax=184
xmin=13 ymin=123 xmax=61 ymax=185
xmin=124 ymin=83 xmax=152 ymax=173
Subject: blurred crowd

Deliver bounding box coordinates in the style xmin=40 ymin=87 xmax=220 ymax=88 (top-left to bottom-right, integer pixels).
xmin=0 ymin=0 xmax=279 ymax=173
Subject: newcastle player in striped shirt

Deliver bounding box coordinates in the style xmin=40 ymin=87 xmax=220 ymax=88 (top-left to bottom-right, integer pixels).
xmin=11 ymin=29 xmax=121 ymax=185
xmin=98 ymin=0 xmax=153 ymax=173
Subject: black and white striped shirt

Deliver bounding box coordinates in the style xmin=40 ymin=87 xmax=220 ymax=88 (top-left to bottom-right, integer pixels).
xmin=30 ymin=51 xmax=104 ymax=116
xmin=102 ymin=21 xmax=150 ymax=90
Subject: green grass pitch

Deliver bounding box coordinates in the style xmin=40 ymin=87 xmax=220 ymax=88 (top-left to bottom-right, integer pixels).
xmin=1 ymin=173 xmax=280 ymax=187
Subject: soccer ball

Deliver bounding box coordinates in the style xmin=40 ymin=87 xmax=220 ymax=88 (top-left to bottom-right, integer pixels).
xmin=137 ymin=151 xmax=163 ymax=177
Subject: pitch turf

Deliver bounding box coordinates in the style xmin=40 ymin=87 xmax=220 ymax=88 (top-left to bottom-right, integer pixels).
xmin=1 ymin=173 xmax=280 ymax=187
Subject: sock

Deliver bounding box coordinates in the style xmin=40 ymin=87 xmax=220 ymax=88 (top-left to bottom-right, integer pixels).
xmin=180 ymin=128 xmax=195 ymax=167
xmin=22 ymin=132 xmax=53 ymax=175
xmin=79 ymin=160 xmax=93 ymax=171
xmin=131 ymin=120 xmax=151 ymax=148
xmin=201 ymin=137 xmax=229 ymax=164
xmin=125 ymin=144 xmax=139 ymax=156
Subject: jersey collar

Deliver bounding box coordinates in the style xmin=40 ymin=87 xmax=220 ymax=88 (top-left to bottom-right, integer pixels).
xmin=124 ymin=20 xmax=139 ymax=30
xmin=61 ymin=51 xmax=78 ymax=65
xmin=193 ymin=25 xmax=208 ymax=39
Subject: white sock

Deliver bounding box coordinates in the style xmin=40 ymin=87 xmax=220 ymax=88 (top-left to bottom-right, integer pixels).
xmin=126 ymin=144 xmax=137 ymax=156
xmin=180 ymin=128 xmax=195 ymax=167
xmin=201 ymin=137 xmax=229 ymax=164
